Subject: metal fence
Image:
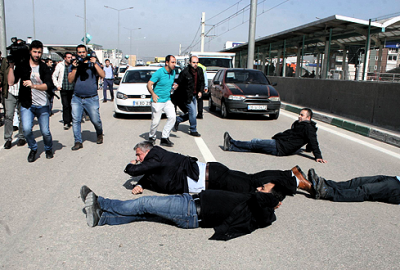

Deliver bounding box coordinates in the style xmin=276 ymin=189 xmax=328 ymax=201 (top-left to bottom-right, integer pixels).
xmin=366 ymin=72 xmax=400 ymax=82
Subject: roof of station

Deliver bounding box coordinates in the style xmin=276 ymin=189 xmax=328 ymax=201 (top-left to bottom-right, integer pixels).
xmin=223 ymin=14 xmax=400 ymax=56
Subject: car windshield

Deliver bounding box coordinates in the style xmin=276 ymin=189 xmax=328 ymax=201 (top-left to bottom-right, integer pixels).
xmin=122 ymin=70 xmax=158 ymax=83
xmin=198 ymin=58 xmax=232 ymax=71
xmin=225 ymin=70 xmax=269 ymax=85
xmin=119 ymin=67 xmax=128 ymax=73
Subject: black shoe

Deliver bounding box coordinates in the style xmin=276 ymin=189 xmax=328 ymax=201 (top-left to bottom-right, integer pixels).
xmin=97 ymin=134 xmax=103 ymax=144
xmin=196 ymin=114 xmax=203 ymax=119
xmin=72 ymin=142 xmax=83 ymax=151
xmin=174 ymin=121 xmax=179 ymax=131
xmin=189 ymin=131 xmax=201 ymax=137
xmin=148 ymin=137 xmax=156 ymax=144
xmin=160 ymin=138 xmax=174 ymax=147
xmin=103 ymin=99 xmax=107 ymax=103
xmin=17 ymin=139 xmax=26 ymax=146
xmin=223 ymin=132 xmax=232 ymax=151
xmin=84 ymin=192 xmax=102 ymax=227
xmin=13 ymin=126 xmax=18 ymax=131
xmin=64 ymin=124 xmax=71 ymax=130
xmin=308 ymin=169 xmax=321 ymax=199
xmin=80 ymin=185 xmax=93 ymax=203
xmin=27 ymin=149 xmax=37 ymax=163
xmin=45 ymin=150 xmax=53 ymax=159
xmin=4 ymin=140 xmax=11 ymax=149
xmin=316 ymin=177 xmax=331 ymax=199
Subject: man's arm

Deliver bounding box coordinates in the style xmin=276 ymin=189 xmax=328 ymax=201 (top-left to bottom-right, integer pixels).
xmin=92 ymin=57 xmax=105 ymax=78
xmin=306 ymin=125 xmax=327 ymax=163
xmin=198 ymin=68 xmax=205 ymax=98
xmin=7 ymin=63 xmax=15 ymax=86
xmin=68 ymin=61 xmax=77 ymax=83
xmin=52 ymin=63 xmax=62 ymax=90
xmin=147 ymin=80 xmax=158 ymax=102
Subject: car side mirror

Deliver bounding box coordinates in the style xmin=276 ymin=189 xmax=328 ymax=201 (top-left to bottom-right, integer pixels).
xmin=214 ymin=80 xmax=220 ymax=85
xmin=271 ymin=82 xmax=277 ymax=86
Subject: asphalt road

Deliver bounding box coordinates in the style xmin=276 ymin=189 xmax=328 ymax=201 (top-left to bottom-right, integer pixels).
xmin=0 ymin=97 xmax=399 ymax=269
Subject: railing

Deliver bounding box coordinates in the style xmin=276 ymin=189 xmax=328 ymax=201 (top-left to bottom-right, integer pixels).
xmin=366 ymin=72 xmax=400 ymax=82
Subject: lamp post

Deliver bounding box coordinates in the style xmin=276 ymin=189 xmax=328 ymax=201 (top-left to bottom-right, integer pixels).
xmin=75 ymin=15 xmax=88 ymax=43
xmin=124 ymin=27 xmax=141 ymax=55
xmin=104 ymin=5 xmax=133 ymax=52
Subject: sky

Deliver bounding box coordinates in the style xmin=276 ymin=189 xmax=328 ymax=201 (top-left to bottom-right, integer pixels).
xmin=3 ymin=0 xmax=400 ymax=61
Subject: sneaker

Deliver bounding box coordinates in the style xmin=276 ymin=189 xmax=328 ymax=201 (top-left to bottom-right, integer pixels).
xmin=71 ymin=142 xmax=83 ymax=151
xmin=45 ymin=150 xmax=53 ymax=159
xmin=97 ymin=134 xmax=103 ymax=144
xmin=84 ymin=192 xmax=102 ymax=227
xmin=27 ymin=149 xmax=37 ymax=163
xmin=160 ymin=138 xmax=174 ymax=147
xmin=80 ymin=185 xmax=93 ymax=203
xmin=223 ymin=132 xmax=232 ymax=151
xmin=13 ymin=126 xmax=19 ymax=131
xmin=4 ymin=140 xmax=11 ymax=149
xmin=17 ymin=139 xmax=26 ymax=146
xmin=189 ymin=131 xmax=201 ymax=137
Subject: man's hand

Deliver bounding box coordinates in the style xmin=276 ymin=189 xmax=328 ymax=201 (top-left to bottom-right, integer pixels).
xmin=173 ymin=83 xmax=178 ymax=90
xmin=316 ymin=158 xmax=327 ymax=163
xmin=274 ymin=201 xmax=282 ymax=210
xmin=130 ymin=159 xmax=138 ymax=165
xmin=89 ymin=57 xmax=96 ymax=64
xmin=23 ymin=80 xmax=33 ymax=88
xmin=204 ymin=88 xmax=208 ymax=93
xmin=152 ymin=93 xmax=159 ymax=103
xmin=57 ymin=86 xmax=61 ymax=91
xmin=132 ymin=185 xmax=143 ymax=195
xmin=198 ymin=92 xmax=202 ymax=98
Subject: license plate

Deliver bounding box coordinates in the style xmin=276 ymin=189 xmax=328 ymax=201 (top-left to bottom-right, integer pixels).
xmin=133 ymin=100 xmax=150 ymax=106
xmin=248 ymin=105 xmax=267 ymax=110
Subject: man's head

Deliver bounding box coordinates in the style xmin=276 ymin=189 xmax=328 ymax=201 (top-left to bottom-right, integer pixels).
xmin=257 ymin=183 xmax=286 ymax=202
xmin=298 ymin=108 xmax=313 ymax=122
xmin=189 ymin=56 xmax=199 ymax=70
xmin=29 ymin=40 xmax=43 ymax=63
xmin=105 ymin=59 xmax=110 ymax=67
xmin=45 ymin=58 xmax=53 ymax=67
xmin=76 ymin=44 xmax=87 ymax=59
xmin=133 ymin=141 xmax=154 ymax=162
xmin=64 ymin=52 xmax=72 ymax=65
xmin=165 ymin=55 xmax=176 ymax=72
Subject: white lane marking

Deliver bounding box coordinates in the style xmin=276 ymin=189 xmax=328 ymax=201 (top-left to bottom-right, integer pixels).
xmin=195 ymin=137 xmax=216 ymax=162
xmin=281 ymin=111 xmax=400 ymax=160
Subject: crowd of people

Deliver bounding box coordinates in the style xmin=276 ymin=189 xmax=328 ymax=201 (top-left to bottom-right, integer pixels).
xmin=1 ymin=42 xmax=399 ymax=240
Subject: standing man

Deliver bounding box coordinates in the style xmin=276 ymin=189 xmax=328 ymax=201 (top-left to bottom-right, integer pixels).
xmin=223 ymin=108 xmax=327 ymax=163
xmin=147 ymin=55 xmax=177 ymax=147
xmin=197 ymin=62 xmax=208 ymax=119
xmin=68 ymin=44 xmax=105 ymax=151
xmin=102 ymin=59 xmax=114 ymax=103
xmin=8 ymin=40 xmax=54 ymax=162
xmin=52 ymin=52 xmax=74 ymax=130
xmin=45 ymin=59 xmax=55 ymax=116
xmin=173 ymin=56 xmax=204 ymax=137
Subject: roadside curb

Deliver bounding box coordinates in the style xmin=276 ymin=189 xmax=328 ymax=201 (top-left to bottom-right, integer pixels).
xmin=281 ymin=103 xmax=400 ymax=148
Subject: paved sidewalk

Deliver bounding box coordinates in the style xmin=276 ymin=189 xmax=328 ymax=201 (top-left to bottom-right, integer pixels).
xmin=281 ymin=102 xmax=400 ymax=148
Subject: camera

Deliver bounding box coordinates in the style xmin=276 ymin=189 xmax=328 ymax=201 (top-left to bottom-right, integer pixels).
xmin=6 ymin=37 xmax=30 ymax=65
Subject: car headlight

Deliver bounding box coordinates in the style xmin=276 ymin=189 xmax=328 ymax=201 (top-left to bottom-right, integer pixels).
xmin=228 ymin=95 xmax=245 ymax=100
xmin=269 ymin=96 xmax=280 ymax=101
xmin=116 ymin=92 xmax=128 ymax=100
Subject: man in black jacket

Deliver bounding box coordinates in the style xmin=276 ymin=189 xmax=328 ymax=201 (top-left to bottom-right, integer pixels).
xmin=223 ymin=108 xmax=327 ymax=163
xmin=125 ymin=141 xmax=314 ymax=197
xmin=8 ymin=40 xmax=55 ymax=162
xmin=80 ymin=183 xmax=284 ymax=241
xmin=172 ymin=56 xmax=205 ymax=137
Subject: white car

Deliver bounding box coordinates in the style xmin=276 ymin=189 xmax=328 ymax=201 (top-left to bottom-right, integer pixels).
xmin=114 ymin=66 xmax=161 ymax=116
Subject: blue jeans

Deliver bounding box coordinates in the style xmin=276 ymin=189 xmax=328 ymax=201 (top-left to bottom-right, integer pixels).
xmin=176 ymin=96 xmax=197 ymax=132
xmin=98 ymin=193 xmax=199 ymax=229
xmin=20 ymin=105 xmax=52 ymax=151
xmin=230 ymin=138 xmax=278 ymax=155
xmin=71 ymin=95 xmax=103 ymax=143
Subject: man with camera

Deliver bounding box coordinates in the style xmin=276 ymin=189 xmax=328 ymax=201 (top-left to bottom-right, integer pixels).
xmin=8 ymin=40 xmax=55 ymax=162
xmin=52 ymin=52 xmax=74 ymax=130
xmin=68 ymin=44 xmax=105 ymax=151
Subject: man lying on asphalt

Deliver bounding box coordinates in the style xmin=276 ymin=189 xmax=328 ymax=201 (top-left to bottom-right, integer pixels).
xmin=308 ymin=169 xmax=400 ymax=204
xmin=80 ymin=184 xmax=284 ymax=241
xmin=222 ymin=108 xmax=327 ymax=163
xmin=124 ymin=141 xmax=313 ymax=197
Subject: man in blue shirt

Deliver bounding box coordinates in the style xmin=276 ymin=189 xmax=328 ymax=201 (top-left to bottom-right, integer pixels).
xmin=146 ymin=55 xmax=178 ymax=147
xmin=68 ymin=44 xmax=105 ymax=151
xmin=102 ymin=59 xmax=114 ymax=103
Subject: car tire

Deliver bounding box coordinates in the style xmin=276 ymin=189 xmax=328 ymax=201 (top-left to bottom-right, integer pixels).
xmin=267 ymin=109 xmax=280 ymax=120
xmin=221 ymin=101 xmax=230 ymax=118
xmin=209 ymin=95 xmax=216 ymax=112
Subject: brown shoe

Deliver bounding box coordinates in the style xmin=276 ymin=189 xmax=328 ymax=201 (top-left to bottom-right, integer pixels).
xmin=71 ymin=142 xmax=83 ymax=151
xmin=97 ymin=134 xmax=103 ymax=144
xmin=292 ymin=165 xmax=315 ymax=196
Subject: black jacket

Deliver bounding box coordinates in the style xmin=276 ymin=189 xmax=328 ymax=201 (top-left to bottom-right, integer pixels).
xmin=199 ymin=190 xmax=278 ymax=241
xmin=15 ymin=60 xmax=54 ymax=109
xmin=172 ymin=65 xmax=205 ymax=110
xmin=272 ymin=120 xmax=323 ymax=159
xmin=124 ymin=146 xmax=199 ymax=194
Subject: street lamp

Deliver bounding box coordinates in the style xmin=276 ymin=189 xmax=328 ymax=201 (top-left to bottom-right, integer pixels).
xmin=75 ymin=15 xmax=88 ymax=43
xmin=124 ymin=27 xmax=141 ymax=55
xmin=104 ymin=5 xmax=133 ymax=52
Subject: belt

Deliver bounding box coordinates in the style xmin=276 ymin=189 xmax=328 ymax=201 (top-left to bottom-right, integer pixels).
xmin=192 ymin=194 xmax=201 ymax=220
xmin=104 ymin=78 xmax=113 ymax=80
xmin=205 ymin=162 xmax=210 ymax=189
xmin=75 ymin=94 xmax=98 ymax=99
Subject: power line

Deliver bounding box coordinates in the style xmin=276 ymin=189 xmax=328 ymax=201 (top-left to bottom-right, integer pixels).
xmin=182 ymin=23 xmax=202 ymax=54
xmin=208 ymin=0 xmax=243 ymax=22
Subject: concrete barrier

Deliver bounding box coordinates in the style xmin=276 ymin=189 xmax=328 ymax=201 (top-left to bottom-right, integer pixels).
xmin=269 ymin=77 xmax=400 ymax=132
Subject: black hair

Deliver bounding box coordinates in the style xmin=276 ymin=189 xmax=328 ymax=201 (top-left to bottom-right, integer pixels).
xmin=189 ymin=55 xmax=199 ymax=63
xmin=76 ymin=44 xmax=87 ymax=52
xmin=165 ymin=55 xmax=175 ymax=63
xmin=29 ymin=40 xmax=43 ymax=51
xmin=45 ymin=58 xmax=52 ymax=64
xmin=105 ymin=59 xmax=110 ymax=62
xmin=301 ymin=108 xmax=313 ymax=119
xmin=64 ymin=52 xmax=72 ymax=58
xmin=270 ymin=185 xmax=286 ymax=202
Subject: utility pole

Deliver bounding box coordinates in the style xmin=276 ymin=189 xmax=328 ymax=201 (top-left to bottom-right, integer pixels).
xmin=32 ymin=0 xmax=36 ymax=39
xmin=0 ymin=0 xmax=6 ymax=54
xmin=179 ymin=44 xmax=182 ymax=56
xmin=83 ymin=0 xmax=87 ymax=44
xmin=200 ymin=12 xmax=205 ymax=52
xmin=247 ymin=0 xmax=257 ymax=69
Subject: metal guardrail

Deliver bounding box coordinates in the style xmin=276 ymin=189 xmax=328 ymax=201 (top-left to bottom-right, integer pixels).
xmin=366 ymin=72 xmax=400 ymax=82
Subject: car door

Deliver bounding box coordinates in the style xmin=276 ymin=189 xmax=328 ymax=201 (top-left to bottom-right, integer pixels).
xmin=213 ymin=70 xmax=225 ymax=107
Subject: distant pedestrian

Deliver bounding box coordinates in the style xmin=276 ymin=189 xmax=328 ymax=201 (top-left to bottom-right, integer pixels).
xmin=102 ymin=59 xmax=114 ymax=103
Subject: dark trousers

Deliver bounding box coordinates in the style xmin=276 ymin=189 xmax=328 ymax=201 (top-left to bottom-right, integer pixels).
xmin=61 ymin=90 xmax=73 ymax=125
xmin=207 ymin=162 xmax=297 ymax=195
xmin=324 ymin=175 xmax=400 ymax=204
xmin=103 ymin=79 xmax=114 ymax=100
xmin=197 ymin=96 xmax=203 ymax=116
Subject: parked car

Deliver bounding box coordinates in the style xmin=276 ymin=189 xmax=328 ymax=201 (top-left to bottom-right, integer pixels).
xmin=209 ymin=68 xmax=281 ymax=119
xmin=114 ymin=65 xmax=129 ymax=85
xmin=114 ymin=66 xmax=161 ymax=116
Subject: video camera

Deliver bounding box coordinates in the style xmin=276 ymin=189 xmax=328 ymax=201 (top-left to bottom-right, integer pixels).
xmin=72 ymin=49 xmax=97 ymax=67
xmin=6 ymin=37 xmax=30 ymax=65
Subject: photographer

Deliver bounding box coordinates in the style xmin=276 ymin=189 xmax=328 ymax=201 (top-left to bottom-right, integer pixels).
xmin=8 ymin=40 xmax=54 ymax=162
xmin=68 ymin=44 xmax=105 ymax=151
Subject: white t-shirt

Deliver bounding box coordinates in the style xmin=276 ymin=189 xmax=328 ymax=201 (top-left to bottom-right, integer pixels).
xmin=30 ymin=65 xmax=48 ymax=106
